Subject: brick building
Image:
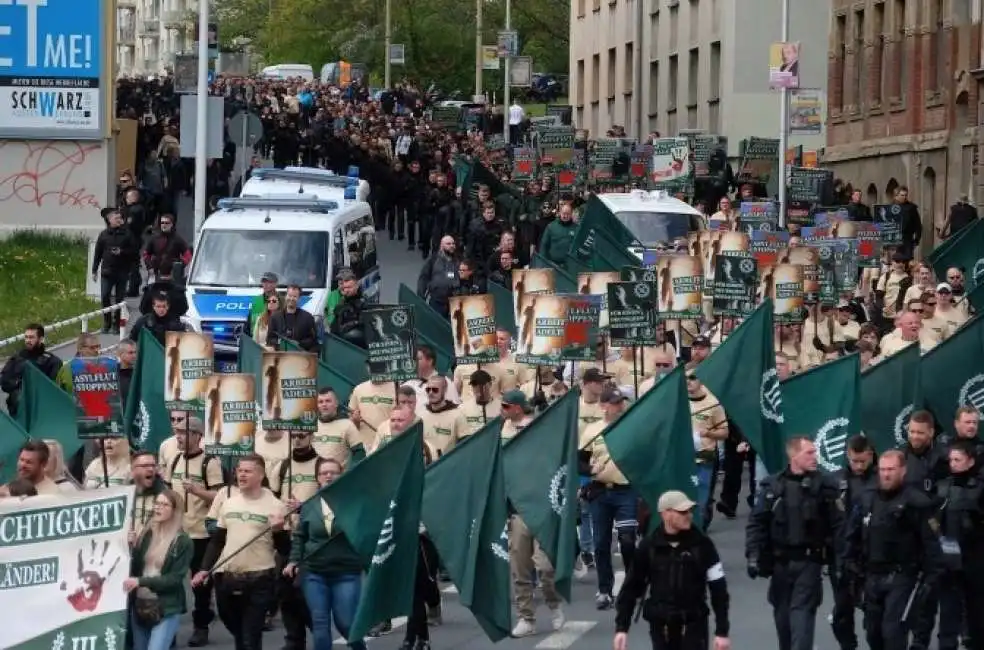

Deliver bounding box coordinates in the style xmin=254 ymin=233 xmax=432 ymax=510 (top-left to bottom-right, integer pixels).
xmin=823 ymin=0 xmax=981 ymax=251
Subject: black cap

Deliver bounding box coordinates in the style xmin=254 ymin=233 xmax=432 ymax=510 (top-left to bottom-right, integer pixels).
xmin=582 ymin=367 xmax=612 ymax=383
xmin=601 ymin=387 xmax=630 ymax=404
xmin=469 ymin=369 xmax=493 ymax=386
xmin=261 ymin=271 xmax=279 ymax=283
xmin=892 ymin=250 xmax=911 ymax=263
xmin=692 ymin=335 xmax=711 ymax=348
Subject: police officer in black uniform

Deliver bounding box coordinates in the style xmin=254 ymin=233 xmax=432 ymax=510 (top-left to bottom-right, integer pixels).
xmin=840 ymin=449 xmax=944 ymax=650
xmin=940 ymin=406 xmax=983 ymax=468
xmin=934 ymin=441 xmax=984 ymax=650
xmin=614 ymin=490 xmax=731 ymax=650
xmin=830 ymin=435 xmax=877 ymax=650
xmin=901 ymin=410 xmax=949 ymax=649
xmin=745 ymin=436 xmax=844 ymax=650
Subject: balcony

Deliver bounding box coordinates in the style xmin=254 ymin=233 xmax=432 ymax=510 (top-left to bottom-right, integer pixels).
xmin=139 ymin=19 xmax=161 ymax=36
xmin=163 ymin=10 xmax=187 ymax=28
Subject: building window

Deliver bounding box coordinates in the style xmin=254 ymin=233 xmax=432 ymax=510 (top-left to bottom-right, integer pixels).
xmin=592 ymin=54 xmax=601 ymax=104
xmin=688 ymin=47 xmax=699 ymax=106
xmin=576 ymin=59 xmax=585 ymax=106
xmin=873 ymin=2 xmax=885 ymax=104
xmin=709 ymin=41 xmax=721 ymax=101
xmin=689 ymin=0 xmax=699 ymax=45
xmin=669 ymin=3 xmax=679 ymax=52
xmin=649 ymin=61 xmax=659 ymax=114
xmin=836 ymin=14 xmax=847 ymax=110
xmin=932 ymin=0 xmax=945 ymax=93
xmin=650 ymin=12 xmax=659 ymax=59
xmin=608 ymin=47 xmax=617 ymax=98
xmin=625 ymin=43 xmax=634 ymax=93
xmin=854 ymin=9 xmax=865 ymax=110
xmin=577 ymin=0 xmax=586 ymax=17
xmin=711 ymin=0 xmax=719 ymax=34
xmin=624 ymin=94 xmax=633 ymax=130
xmin=668 ymin=54 xmax=679 ymax=110
xmin=895 ymin=0 xmax=906 ymax=99
xmin=592 ymin=0 xmax=601 ymax=11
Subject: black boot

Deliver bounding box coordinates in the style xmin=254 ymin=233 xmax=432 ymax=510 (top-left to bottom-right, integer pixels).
xmin=187 ymin=628 xmax=209 ymax=647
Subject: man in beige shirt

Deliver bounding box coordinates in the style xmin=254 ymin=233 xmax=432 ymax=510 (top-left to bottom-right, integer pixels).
xmin=876 ymin=310 xmax=937 ymax=361
xmin=312 ymin=387 xmax=363 ymax=469
xmin=9 ymin=440 xmax=60 ymax=496
xmin=485 ymin=328 xmax=530 ymax=392
xmin=500 ymin=390 xmax=534 ymax=441
xmin=577 ymin=368 xmax=608 ymax=437
xmin=686 ymin=366 xmax=728 ymax=528
xmin=459 ymin=369 xmax=502 ymax=437
xmin=369 ymin=387 xmax=420 ymax=453
xmin=420 ymin=376 xmax=467 ymax=456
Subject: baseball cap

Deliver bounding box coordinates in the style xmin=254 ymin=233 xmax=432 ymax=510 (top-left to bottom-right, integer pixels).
xmin=501 ymin=390 xmax=529 ymax=409
xmin=469 ymin=369 xmax=493 ymax=386
xmin=582 ymin=367 xmax=612 ymax=383
xmin=836 ymin=299 xmax=851 ymax=309
xmin=692 ymin=335 xmax=711 ymax=348
xmin=601 ymin=387 xmax=629 ymax=404
xmin=936 ymin=282 xmax=952 ymax=293
xmin=657 ymin=490 xmax=697 ymax=513
xmin=261 ymin=271 xmax=279 ymax=283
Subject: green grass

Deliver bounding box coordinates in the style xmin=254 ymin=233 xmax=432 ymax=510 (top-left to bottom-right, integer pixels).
xmin=519 ymin=96 xmax=569 ymax=117
xmin=0 ymin=232 xmax=101 ymax=356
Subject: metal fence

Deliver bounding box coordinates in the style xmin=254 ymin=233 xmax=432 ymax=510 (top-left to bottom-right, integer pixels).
xmin=0 ymin=303 xmax=130 ymax=351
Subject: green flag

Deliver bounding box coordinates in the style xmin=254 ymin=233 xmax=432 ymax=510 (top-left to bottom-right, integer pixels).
xmin=570 ymin=194 xmax=639 ymax=266
xmin=124 ymin=329 xmax=172 ymax=453
xmin=966 ymin=282 xmax=984 ymax=314
xmin=929 ymin=218 xmax=984 ymax=291
xmin=320 ymin=334 xmax=369 ymax=386
xmin=573 ymin=226 xmax=640 ymax=273
xmin=398 ymin=283 xmax=454 ymax=346
xmin=322 ymin=422 xmax=425 ymax=641
xmin=16 ymin=361 xmax=82 ymax=462
xmin=920 ymin=315 xmax=984 ymax=434
xmin=604 ymin=366 xmax=698 ymax=509
xmin=860 ymin=344 xmax=921 ymax=454
xmin=422 ymin=419 xmax=512 ymax=641
xmin=502 ymin=392 xmax=579 ymax=600
xmin=696 ymin=300 xmax=786 ymax=473
xmin=781 ymin=353 xmax=861 ymax=472
xmin=238 ymin=335 xmax=264 ymax=402
xmin=282 ymin=339 xmax=357 ymax=408
xmin=530 ymin=253 xmax=577 ymax=293
xmin=0 ymin=410 xmax=31 ymax=483
xmin=489 ymin=281 xmax=517 ymax=336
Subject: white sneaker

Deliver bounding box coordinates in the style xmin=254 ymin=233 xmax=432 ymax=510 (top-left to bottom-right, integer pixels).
xmin=550 ymin=606 xmax=565 ymax=631
xmin=573 ymin=556 xmax=588 ymax=580
xmin=512 ymin=619 xmax=537 ymax=637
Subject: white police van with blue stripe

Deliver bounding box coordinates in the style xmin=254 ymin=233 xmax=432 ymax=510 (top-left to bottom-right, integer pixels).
xmin=183 ymin=193 xmax=380 ymax=357
xmin=241 ymin=166 xmax=372 ymax=204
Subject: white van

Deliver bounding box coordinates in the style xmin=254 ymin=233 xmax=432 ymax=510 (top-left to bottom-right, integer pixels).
xmin=595 ymin=189 xmax=704 ymax=253
xmin=184 ymin=196 xmax=380 ymax=354
xmin=240 ymin=167 xmax=371 ymax=204
xmin=261 ymin=64 xmax=315 ymax=81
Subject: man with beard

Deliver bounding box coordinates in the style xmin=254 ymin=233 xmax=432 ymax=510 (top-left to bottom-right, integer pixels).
xmin=311 ymin=387 xmax=365 ymax=467
xmin=142 ymin=213 xmax=190 ymax=281
xmin=0 ymin=323 xmax=62 ymax=416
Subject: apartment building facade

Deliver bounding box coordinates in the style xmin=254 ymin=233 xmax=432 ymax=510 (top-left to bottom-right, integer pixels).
xmin=823 ymin=0 xmax=982 ymax=238
xmin=568 ymin=0 xmax=831 ymax=156
xmin=117 ymin=0 xmax=197 ymax=76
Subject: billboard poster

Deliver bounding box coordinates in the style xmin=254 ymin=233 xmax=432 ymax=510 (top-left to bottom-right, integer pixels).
xmin=163 ymin=332 xmax=214 ymax=413
xmin=70 ymin=356 xmax=124 ymax=438
xmin=0 ymin=0 xmax=107 ymax=138
xmin=203 ymin=374 xmax=256 ymax=456
xmin=260 ymin=351 xmax=318 ymax=431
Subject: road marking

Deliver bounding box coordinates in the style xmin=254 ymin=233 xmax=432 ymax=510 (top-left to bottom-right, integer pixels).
xmin=535 ymin=621 xmax=597 ymax=649
xmin=614 ymin=570 xmax=625 ymax=595
xmin=334 ymin=617 xmax=407 ymax=645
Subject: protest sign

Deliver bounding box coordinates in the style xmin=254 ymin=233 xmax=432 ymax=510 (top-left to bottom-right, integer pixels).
xmin=260 ymin=351 xmax=318 ymax=431
xmin=449 ymin=295 xmax=498 ymax=365
xmin=576 ymin=271 xmax=620 ymax=328
xmin=561 ymin=294 xmax=601 ymax=361
xmin=515 ymin=295 xmax=568 ymax=365
xmin=761 ymin=263 xmax=806 ymax=323
xmin=654 ymin=255 xmax=703 ymax=319
xmin=163 ymin=332 xmax=214 ymax=413
xmin=512 ymin=268 xmax=556 ymax=330
xmin=608 ymin=281 xmax=658 ymax=347
xmin=203 ymin=373 xmax=256 ymax=456
xmin=712 ymin=251 xmax=758 ymax=316
xmin=70 ymin=357 xmax=124 ymax=438
xmin=362 ymin=305 xmax=418 ymax=383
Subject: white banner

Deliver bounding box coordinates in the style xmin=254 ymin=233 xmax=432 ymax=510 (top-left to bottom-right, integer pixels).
xmin=3 ymin=87 xmax=102 ymax=132
xmin=0 ymin=487 xmax=135 ymax=650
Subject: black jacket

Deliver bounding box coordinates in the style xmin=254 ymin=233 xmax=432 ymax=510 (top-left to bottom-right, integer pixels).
xmin=330 ymin=291 xmax=366 ymax=349
xmin=0 ymin=345 xmax=62 ymax=415
xmin=139 ymin=280 xmax=188 ymax=317
xmin=92 ymin=226 xmax=139 ymax=276
xmin=129 ymin=312 xmax=186 ymax=346
xmin=266 ymin=308 xmax=319 ymax=352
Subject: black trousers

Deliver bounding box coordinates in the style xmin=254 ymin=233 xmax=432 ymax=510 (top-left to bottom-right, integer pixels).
xmin=99 ymin=273 xmax=128 ymax=329
xmin=648 ymin=617 xmax=708 ymax=650
xmin=767 ymin=560 xmax=823 ymax=650
xmin=190 ymin=537 xmax=216 ymax=629
xmin=406 ymin=203 xmax=420 ymax=247
xmin=405 ymin=535 xmax=440 ymax=644
xmin=719 ymin=437 xmax=756 ymax=511
xmin=829 ymin=571 xmax=859 ymax=650
xmin=938 ymin=564 xmax=984 ymax=650
xmin=862 ymin=571 xmax=917 ymax=650
xmin=216 ymin=570 xmax=277 ymax=650
xmin=388 ymin=203 xmax=407 ymax=239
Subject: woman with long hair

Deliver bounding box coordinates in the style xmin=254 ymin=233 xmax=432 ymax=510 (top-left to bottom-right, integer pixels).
xmin=84 ymin=437 xmax=131 ymax=488
xmin=43 ymin=440 xmax=82 ymax=492
xmin=124 ymin=489 xmax=193 ymax=650
xmin=253 ymin=291 xmax=281 ymax=349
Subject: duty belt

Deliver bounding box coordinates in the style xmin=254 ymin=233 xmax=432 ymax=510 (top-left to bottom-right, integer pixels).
xmin=591 ymin=480 xmax=630 ymax=491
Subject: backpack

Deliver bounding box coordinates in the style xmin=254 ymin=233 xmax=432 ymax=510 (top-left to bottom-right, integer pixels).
xmin=169 ymin=453 xmax=228 ymax=490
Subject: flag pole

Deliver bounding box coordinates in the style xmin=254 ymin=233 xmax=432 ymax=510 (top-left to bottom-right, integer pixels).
xmin=100 ymin=438 xmax=110 ymax=488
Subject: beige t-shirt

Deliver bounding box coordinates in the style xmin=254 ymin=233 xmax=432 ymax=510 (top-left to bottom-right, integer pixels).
xmin=877 ymin=271 xmax=908 ymax=317
xmin=268 ymin=455 xmax=321 ymax=504
xmin=421 ymin=405 xmax=467 ymax=456
xmin=34 ymin=477 xmax=61 ymax=496
xmin=690 ymin=392 xmax=728 ymax=454
xmin=215 ymin=490 xmax=287 ymax=573
xmin=84 ymin=457 xmax=131 ymax=489
xmin=348 ymin=381 xmax=397 ymax=442
xmin=255 ymin=429 xmax=290 ymax=466
xmin=159 ymin=436 xmax=179 ymax=473
xmin=459 ymin=398 xmax=502 ymax=437
xmin=369 ymin=417 xmax=421 ymax=454
xmin=312 ymin=417 xmax=363 ymax=469
xmin=166 ymin=452 xmax=225 ymax=539
xmin=578 ymin=397 xmax=604 ymax=439
xmin=579 ymin=420 xmax=628 ymax=485
xmin=485 ymin=355 xmax=529 ymax=392
xmin=501 ymin=416 xmax=532 ymax=442
xmin=939 ymin=306 xmax=969 ymax=333
xmin=799 ymin=316 xmax=845 ymax=369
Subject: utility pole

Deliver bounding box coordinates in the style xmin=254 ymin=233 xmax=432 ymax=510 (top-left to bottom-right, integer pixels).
xmin=474 ymin=0 xmax=483 ymax=101
xmin=777 ymin=0 xmax=790 ymax=227
xmin=384 ymin=0 xmax=392 ymax=88
xmin=502 ymin=0 xmax=511 ymax=143
xmin=193 ymin=0 xmax=209 ymax=234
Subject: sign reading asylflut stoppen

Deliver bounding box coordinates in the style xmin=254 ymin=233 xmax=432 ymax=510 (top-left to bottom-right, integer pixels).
xmin=0 ymin=0 xmax=105 ymax=138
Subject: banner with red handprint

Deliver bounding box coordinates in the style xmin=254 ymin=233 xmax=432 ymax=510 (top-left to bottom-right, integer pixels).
xmin=0 ymin=486 xmax=135 ymax=650
xmin=70 ymin=357 xmax=124 ymax=439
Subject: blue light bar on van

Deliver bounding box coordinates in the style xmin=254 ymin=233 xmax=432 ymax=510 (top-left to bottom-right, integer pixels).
xmin=347 ymin=166 xmax=359 ymax=178
xmin=251 ymin=168 xmax=352 ymax=188
xmin=344 ymin=187 xmax=356 ymax=200
xmin=217 ymin=197 xmax=340 ymax=212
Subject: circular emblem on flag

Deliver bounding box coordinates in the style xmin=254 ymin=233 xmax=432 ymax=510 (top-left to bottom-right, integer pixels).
xmin=894 ymin=404 xmax=914 ymax=447
xmin=818 ymin=246 xmax=833 ymax=260
xmin=490 ymin=521 xmax=510 ymax=561
xmin=958 ymin=374 xmax=984 ymax=410
xmin=760 ymin=369 xmax=784 ymax=424
xmin=401 ymin=358 xmax=417 ymax=372
xmin=973 ymin=258 xmax=984 ymax=283
xmin=891 ymin=204 xmax=902 ymax=216
xmin=759 ymin=222 xmax=774 ymax=232
xmin=815 ymin=417 xmax=851 ymax=472
xmin=642 ymin=270 xmax=657 ymax=283
xmin=391 ymin=309 xmax=408 ymax=327
xmin=371 ymin=500 xmax=398 ymax=565
xmin=739 ymin=258 xmax=755 ymax=275
xmin=634 ymin=282 xmax=651 ymax=299
xmin=548 ymin=466 xmax=568 ymax=516
xmin=134 ymin=400 xmax=151 ymax=446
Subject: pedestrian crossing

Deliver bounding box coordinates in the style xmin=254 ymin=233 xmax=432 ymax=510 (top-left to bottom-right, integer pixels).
xmin=534 ymin=621 xmax=597 ymax=649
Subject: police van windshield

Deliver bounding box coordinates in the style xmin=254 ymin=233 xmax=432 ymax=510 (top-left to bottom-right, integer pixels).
xmin=614 ymin=211 xmax=699 ymax=246
xmin=189 ymin=230 xmax=329 ymax=288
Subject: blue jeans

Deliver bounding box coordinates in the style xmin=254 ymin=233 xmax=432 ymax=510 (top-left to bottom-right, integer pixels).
xmin=301 ymin=571 xmax=366 ymax=650
xmin=130 ymin=611 xmax=181 ymax=650
xmin=578 ymin=498 xmax=595 ymax=554
xmin=589 ymin=486 xmax=638 ymax=595
xmin=695 ymin=463 xmax=714 ymax=523
xmin=754 ymin=457 xmax=769 ymax=505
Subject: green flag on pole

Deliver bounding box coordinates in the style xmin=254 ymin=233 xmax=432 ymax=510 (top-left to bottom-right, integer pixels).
xmin=322 ymin=422 xmax=425 ymax=641
xmin=696 ymin=300 xmax=786 ymax=473
xmin=604 ymin=366 xmax=698 ymax=509
xmin=929 ymin=219 xmax=984 ymax=291
xmin=780 ymin=354 xmax=862 ymax=472
xmin=502 ymin=392 xmax=579 ymax=600
xmin=16 ymin=361 xmax=82 ymax=461
xmin=124 ymin=329 xmax=172 ymax=453
xmin=238 ymin=335 xmax=264 ymax=402
xmin=282 ymin=339 xmax=357 ymax=408
xmin=919 ymin=315 xmax=984 ymax=434
xmin=422 ymin=419 xmax=512 ymax=641
xmin=860 ymin=344 xmax=921 ymax=454
xmin=0 ymin=410 xmax=31 ymax=483
xmin=320 ymin=334 xmax=369 ymax=386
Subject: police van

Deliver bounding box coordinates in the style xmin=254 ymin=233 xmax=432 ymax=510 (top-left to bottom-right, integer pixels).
xmin=240 ymin=167 xmax=371 ymax=204
xmin=183 ymin=195 xmax=380 ymax=356
xmin=596 ymin=189 xmax=705 ymax=253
